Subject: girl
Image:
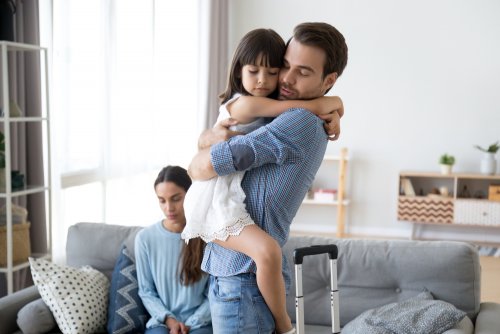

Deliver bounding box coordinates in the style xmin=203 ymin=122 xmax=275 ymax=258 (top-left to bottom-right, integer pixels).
xmin=182 ymin=29 xmax=343 ymax=334
xmin=135 ymin=166 xmax=212 ymax=334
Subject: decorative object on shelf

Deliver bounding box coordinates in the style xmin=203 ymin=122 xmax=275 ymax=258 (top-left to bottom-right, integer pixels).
xmin=313 ymin=188 xmax=337 ymax=203
xmin=439 ymin=154 xmax=455 ymax=175
xmin=489 ymin=185 xmax=500 ymax=202
xmin=0 ymin=222 xmax=31 ymax=266
xmin=10 ymin=170 xmax=25 ymax=190
xmin=474 ymin=141 xmax=499 ymax=175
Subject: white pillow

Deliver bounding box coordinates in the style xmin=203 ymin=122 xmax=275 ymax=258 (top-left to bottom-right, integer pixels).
xmin=29 ymin=257 xmax=110 ymax=334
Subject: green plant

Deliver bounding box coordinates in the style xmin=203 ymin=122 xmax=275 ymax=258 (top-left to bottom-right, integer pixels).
xmin=474 ymin=141 xmax=499 ymax=154
xmin=439 ymin=153 xmax=455 ymax=166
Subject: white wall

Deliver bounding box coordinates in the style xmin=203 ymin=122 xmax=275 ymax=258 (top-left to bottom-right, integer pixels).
xmin=229 ymin=0 xmax=500 ymax=242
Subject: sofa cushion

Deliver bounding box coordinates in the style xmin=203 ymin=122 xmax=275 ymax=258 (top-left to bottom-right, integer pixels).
xmin=29 ymin=257 xmax=110 ymax=334
xmin=107 ymin=246 xmax=149 ymax=334
xmin=16 ymin=298 xmax=57 ymax=334
xmin=342 ymin=291 xmax=466 ymax=334
xmin=66 ymin=223 xmax=143 ymax=280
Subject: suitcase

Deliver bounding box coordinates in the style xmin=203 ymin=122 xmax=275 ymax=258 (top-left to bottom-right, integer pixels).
xmin=293 ymin=244 xmax=340 ymax=334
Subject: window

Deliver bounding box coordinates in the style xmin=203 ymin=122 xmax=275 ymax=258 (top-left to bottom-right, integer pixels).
xmin=40 ymin=0 xmax=201 ymax=259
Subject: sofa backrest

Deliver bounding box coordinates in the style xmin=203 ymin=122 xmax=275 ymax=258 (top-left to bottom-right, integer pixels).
xmin=65 ymin=224 xmax=481 ymax=328
xmin=66 ymin=222 xmax=143 ymax=280
xmin=283 ymin=235 xmax=481 ymax=327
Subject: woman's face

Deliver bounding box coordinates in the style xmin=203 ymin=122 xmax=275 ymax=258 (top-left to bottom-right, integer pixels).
xmin=155 ymin=181 xmax=187 ymax=233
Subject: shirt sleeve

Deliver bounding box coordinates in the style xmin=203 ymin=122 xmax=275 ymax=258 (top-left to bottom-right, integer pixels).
xmin=211 ymin=108 xmax=326 ymax=176
xmin=134 ymin=232 xmax=175 ymax=324
xmin=184 ymin=278 xmax=212 ymax=329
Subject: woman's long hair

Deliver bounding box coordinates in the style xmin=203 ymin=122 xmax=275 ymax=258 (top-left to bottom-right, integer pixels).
xmin=154 ymin=166 xmax=206 ymax=285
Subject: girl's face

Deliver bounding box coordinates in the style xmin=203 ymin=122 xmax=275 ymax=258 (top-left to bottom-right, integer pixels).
xmin=241 ymin=54 xmax=279 ymax=97
xmin=155 ymin=181 xmax=187 ymax=233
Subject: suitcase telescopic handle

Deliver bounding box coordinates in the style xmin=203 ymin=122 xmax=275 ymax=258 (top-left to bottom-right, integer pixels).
xmin=293 ymin=244 xmax=338 ymax=265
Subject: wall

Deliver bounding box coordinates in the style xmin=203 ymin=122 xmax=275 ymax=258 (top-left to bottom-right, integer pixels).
xmin=229 ymin=0 xmax=500 ymax=242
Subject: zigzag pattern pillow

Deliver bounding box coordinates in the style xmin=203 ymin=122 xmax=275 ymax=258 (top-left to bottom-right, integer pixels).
xmin=29 ymin=257 xmax=109 ymax=334
xmin=107 ymin=245 xmax=149 ymax=334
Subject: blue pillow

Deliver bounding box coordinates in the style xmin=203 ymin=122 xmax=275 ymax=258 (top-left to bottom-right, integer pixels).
xmin=107 ymin=245 xmax=149 ymax=334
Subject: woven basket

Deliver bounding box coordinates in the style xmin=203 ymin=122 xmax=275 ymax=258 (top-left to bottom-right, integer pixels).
xmin=0 ymin=222 xmax=31 ymax=266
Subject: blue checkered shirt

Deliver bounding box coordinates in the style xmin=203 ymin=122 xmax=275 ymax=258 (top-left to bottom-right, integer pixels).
xmin=201 ymin=108 xmax=328 ymax=290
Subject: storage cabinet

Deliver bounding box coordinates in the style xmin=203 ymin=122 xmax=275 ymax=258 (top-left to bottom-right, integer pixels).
xmin=0 ymin=41 xmax=51 ymax=295
xmin=397 ymin=171 xmax=500 ymax=240
xmin=301 ymin=147 xmax=349 ymax=237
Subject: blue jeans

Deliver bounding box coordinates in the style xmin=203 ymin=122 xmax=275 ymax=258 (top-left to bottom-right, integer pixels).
xmin=209 ymin=273 xmax=275 ymax=333
xmin=145 ymin=324 xmax=212 ymax=334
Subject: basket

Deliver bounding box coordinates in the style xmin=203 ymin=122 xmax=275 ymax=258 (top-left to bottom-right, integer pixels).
xmin=0 ymin=222 xmax=31 ymax=266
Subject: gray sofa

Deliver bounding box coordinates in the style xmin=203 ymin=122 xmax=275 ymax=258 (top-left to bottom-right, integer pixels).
xmin=1 ymin=222 xmax=499 ymax=334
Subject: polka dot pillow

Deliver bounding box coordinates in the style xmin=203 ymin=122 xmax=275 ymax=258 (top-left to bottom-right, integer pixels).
xmin=29 ymin=257 xmax=110 ymax=334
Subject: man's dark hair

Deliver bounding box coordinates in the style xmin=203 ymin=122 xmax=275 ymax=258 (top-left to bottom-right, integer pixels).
xmin=291 ymin=22 xmax=348 ymax=80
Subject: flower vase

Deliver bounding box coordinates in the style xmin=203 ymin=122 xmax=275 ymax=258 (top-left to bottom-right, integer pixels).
xmin=440 ymin=164 xmax=452 ymax=175
xmin=480 ymin=152 xmax=497 ymax=175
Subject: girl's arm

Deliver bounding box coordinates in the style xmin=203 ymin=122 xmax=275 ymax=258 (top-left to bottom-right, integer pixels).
xmin=227 ymin=95 xmax=343 ymax=124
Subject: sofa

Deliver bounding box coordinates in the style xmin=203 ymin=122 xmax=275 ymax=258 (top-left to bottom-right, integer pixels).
xmin=0 ymin=222 xmax=499 ymax=334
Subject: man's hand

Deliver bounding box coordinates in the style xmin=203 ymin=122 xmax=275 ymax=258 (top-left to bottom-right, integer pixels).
xmin=198 ymin=118 xmax=242 ymax=149
xmin=166 ymin=317 xmax=190 ymax=334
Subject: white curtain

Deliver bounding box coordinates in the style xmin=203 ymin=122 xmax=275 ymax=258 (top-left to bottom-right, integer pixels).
xmin=197 ymin=0 xmax=229 ymax=130
xmin=38 ymin=0 xmax=229 ymax=262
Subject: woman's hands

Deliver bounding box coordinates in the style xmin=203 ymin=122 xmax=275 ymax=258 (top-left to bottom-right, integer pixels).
xmin=166 ymin=317 xmax=190 ymax=334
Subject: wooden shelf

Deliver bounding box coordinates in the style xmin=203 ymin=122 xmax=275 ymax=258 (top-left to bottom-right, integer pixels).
xmin=300 ymin=147 xmax=349 ymax=237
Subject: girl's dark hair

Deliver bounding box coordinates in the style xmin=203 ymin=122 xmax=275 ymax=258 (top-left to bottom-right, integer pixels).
xmin=154 ymin=166 xmax=205 ymax=286
xmin=219 ymin=28 xmax=286 ymax=104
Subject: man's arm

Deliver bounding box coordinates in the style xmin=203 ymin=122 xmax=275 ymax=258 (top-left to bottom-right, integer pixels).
xmin=189 ymin=118 xmax=241 ymax=180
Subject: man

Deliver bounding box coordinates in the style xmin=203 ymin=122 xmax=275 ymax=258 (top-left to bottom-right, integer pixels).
xmin=189 ymin=22 xmax=348 ymax=333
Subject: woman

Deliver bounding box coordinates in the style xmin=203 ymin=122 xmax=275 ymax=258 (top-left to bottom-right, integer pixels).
xmin=135 ymin=166 xmax=212 ymax=334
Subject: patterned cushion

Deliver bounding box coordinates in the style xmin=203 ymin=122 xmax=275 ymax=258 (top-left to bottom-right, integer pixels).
xmin=29 ymin=257 xmax=110 ymax=334
xmin=342 ymin=291 xmax=466 ymax=334
xmin=107 ymin=246 xmax=149 ymax=334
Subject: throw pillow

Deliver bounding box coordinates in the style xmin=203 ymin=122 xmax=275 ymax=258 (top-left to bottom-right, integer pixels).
xmin=107 ymin=245 xmax=149 ymax=334
xmin=29 ymin=257 xmax=110 ymax=334
xmin=342 ymin=291 xmax=466 ymax=334
xmin=17 ymin=298 xmax=57 ymax=334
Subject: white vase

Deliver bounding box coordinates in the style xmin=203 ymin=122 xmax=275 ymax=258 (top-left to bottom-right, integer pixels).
xmin=480 ymin=152 xmax=497 ymax=175
xmin=440 ymin=164 xmax=452 ymax=175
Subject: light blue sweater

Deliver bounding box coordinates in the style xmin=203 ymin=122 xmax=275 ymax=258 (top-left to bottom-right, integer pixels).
xmin=135 ymin=221 xmax=211 ymax=329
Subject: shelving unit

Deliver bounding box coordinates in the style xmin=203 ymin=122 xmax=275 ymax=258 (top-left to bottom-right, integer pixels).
xmin=397 ymin=171 xmax=500 ymax=241
xmin=301 ymin=147 xmax=349 ymax=237
xmin=0 ymin=41 xmax=52 ymax=295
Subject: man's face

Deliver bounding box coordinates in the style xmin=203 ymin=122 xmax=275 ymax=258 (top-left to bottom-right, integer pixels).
xmin=278 ymin=38 xmax=336 ymax=100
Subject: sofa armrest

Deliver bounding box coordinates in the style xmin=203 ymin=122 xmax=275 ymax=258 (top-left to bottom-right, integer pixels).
xmin=0 ymin=285 xmax=41 ymax=334
xmin=474 ymin=302 xmax=500 ymax=334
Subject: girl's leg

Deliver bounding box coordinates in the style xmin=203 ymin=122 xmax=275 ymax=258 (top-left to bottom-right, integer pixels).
xmin=214 ymin=225 xmax=293 ymax=333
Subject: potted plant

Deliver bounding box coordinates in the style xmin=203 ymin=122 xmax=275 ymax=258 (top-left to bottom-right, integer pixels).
xmin=474 ymin=141 xmax=499 ymax=175
xmin=439 ymin=153 xmax=455 ymax=175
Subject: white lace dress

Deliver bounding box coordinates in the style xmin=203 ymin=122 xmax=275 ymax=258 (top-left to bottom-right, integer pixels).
xmin=182 ymin=94 xmax=267 ymax=243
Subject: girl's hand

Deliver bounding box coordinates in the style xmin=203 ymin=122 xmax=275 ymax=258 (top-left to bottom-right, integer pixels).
xmin=316 ymin=96 xmax=344 ymax=118
xmin=324 ymin=111 xmax=341 ymax=141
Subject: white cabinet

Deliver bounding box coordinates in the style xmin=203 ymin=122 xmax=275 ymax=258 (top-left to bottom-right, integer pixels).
xmin=0 ymin=41 xmax=51 ymax=295
xmin=397 ymin=171 xmax=500 ymax=241
xmin=301 ymin=147 xmax=349 ymax=237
